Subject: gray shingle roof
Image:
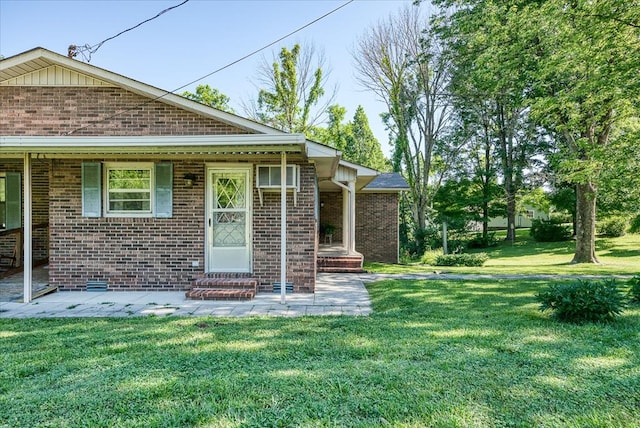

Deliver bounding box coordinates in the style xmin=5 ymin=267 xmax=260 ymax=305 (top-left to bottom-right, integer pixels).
xmin=363 ymin=172 xmax=409 ymax=190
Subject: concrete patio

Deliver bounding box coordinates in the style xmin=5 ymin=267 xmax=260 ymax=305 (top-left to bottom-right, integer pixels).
xmin=0 ymin=272 xmax=371 ymax=318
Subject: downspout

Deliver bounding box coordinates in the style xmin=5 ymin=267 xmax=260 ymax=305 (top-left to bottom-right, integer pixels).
xmin=280 ymin=151 xmax=287 ymax=304
xmin=23 ymin=153 xmax=32 ymax=303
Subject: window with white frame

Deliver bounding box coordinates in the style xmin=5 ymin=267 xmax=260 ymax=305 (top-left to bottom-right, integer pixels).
xmin=104 ymin=163 xmax=154 ymax=216
xmin=256 ymin=165 xmax=299 ymax=189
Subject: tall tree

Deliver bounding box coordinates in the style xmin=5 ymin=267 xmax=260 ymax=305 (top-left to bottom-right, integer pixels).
xmin=436 ymin=1 xmax=545 ymax=242
xmin=353 ymin=4 xmax=457 ymax=252
xmin=314 ymin=104 xmax=350 ymax=153
xmin=314 ymin=105 xmax=389 ymax=171
xmin=182 ymin=84 xmax=233 ymax=113
xmin=250 ymin=43 xmax=334 ymax=136
xmin=346 ymin=106 xmax=388 ymax=171
xmin=435 ymin=0 xmax=640 ymax=263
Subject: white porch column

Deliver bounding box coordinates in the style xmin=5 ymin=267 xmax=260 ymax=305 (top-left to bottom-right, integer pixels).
xmin=348 ymin=180 xmax=356 ymax=253
xmin=280 ymin=151 xmax=287 ymax=304
xmin=23 ymin=153 xmax=32 ymax=303
xmin=342 ymin=186 xmax=349 ymax=252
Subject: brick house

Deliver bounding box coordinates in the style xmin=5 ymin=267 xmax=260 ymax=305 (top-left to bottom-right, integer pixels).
xmin=0 ymin=48 xmax=407 ymax=302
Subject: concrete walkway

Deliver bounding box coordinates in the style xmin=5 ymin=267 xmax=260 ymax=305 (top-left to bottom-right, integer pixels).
xmin=358 ymin=272 xmax=635 ymax=282
xmin=0 ymin=273 xmax=371 ymax=318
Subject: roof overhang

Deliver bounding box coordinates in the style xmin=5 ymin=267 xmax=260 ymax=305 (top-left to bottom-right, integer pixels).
xmin=0 ymin=134 xmax=307 ymax=157
xmin=339 ymin=159 xmax=379 ymax=190
xmin=305 ymin=140 xmax=341 ymax=180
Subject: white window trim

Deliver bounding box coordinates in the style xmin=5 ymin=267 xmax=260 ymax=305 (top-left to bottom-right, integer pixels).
xmin=256 ymin=164 xmax=300 ymax=207
xmin=104 ymin=162 xmax=155 ymax=217
xmin=256 ymin=164 xmax=299 ymax=190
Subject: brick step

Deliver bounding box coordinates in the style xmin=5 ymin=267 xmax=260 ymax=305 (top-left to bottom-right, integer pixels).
xmin=317 ymin=254 xmax=364 ymax=273
xmin=187 ymin=275 xmax=258 ymax=301
xmin=199 ymin=272 xmax=255 ymax=279
xmin=186 ymin=288 xmax=256 ymax=301
xmin=191 ymin=277 xmax=258 ymax=290
xmin=317 ymin=257 xmax=362 ymax=267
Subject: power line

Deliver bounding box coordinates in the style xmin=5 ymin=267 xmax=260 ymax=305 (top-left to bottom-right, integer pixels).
xmin=65 ymin=0 xmax=354 ymax=135
xmin=68 ymin=0 xmax=190 ymax=62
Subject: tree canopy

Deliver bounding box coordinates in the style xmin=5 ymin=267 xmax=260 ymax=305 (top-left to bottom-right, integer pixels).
xmin=182 ymin=84 xmax=233 ymax=113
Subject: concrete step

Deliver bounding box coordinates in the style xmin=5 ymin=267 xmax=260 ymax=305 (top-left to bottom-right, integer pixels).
xmin=317 ymin=266 xmax=365 ymax=273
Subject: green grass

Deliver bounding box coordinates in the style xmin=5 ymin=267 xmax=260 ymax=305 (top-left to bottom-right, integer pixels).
xmin=368 ymin=231 xmax=640 ymax=275
xmin=2 ymin=279 xmax=640 ymax=427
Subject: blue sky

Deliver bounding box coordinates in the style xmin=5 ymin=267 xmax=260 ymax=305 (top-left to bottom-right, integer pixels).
xmin=0 ymin=0 xmax=414 ymax=155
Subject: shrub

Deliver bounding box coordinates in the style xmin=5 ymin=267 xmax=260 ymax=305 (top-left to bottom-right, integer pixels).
xmin=420 ymin=249 xmax=440 ymax=265
xmin=434 ymin=253 xmax=488 ymax=267
xmin=628 ymin=275 xmax=640 ymax=303
xmin=530 ymin=219 xmax=572 ymax=242
xmin=466 ymin=232 xmax=499 ymax=249
xmin=629 ymin=214 xmax=640 ymax=234
xmin=536 ymin=279 xmax=626 ymax=323
xmin=598 ymin=216 xmax=627 ymax=237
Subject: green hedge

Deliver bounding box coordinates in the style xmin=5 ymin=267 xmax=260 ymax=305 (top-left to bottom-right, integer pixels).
xmin=434 ymin=253 xmax=488 ymax=267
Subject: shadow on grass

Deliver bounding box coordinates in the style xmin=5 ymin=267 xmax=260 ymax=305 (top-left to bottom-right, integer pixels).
xmin=1 ymin=280 xmax=639 ymax=427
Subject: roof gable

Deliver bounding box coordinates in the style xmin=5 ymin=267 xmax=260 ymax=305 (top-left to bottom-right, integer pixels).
xmin=0 ymin=64 xmax=113 ymax=87
xmin=0 ymin=47 xmax=280 ymax=135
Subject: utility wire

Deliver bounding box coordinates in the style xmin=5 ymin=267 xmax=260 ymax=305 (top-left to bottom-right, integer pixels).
xmin=69 ymin=0 xmax=190 ymax=62
xmin=65 ymin=0 xmax=354 ymax=135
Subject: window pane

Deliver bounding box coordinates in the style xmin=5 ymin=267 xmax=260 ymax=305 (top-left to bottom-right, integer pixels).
xmin=258 ymin=167 xmax=270 ymax=186
xmin=109 ymin=169 xmax=150 ymax=189
xmin=286 ymin=166 xmax=294 ymax=186
xmin=269 ymin=167 xmax=281 ymax=186
xmin=107 ymin=166 xmax=152 ymax=213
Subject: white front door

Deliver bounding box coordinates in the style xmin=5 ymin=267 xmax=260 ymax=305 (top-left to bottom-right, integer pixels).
xmin=207 ymin=167 xmax=252 ymax=272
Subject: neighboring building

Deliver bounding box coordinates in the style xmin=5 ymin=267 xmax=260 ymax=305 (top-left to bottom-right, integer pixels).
xmin=487 ymin=205 xmax=550 ymax=229
xmin=0 ymin=48 xmax=408 ymax=302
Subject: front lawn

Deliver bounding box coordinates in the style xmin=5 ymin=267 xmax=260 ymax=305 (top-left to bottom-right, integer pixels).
xmin=1 ymin=279 xmax=639 ymax=427
xmin=368 ymin=231 xmax=640 ymax=275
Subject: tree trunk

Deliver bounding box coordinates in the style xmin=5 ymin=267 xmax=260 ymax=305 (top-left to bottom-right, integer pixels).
xmin=505 ymin=195 xmax=517 ymax=242
xmin=482 ymin=204 xmax=489 ymax=238
xmin=572 ymin=181 xmax=599 ymax=263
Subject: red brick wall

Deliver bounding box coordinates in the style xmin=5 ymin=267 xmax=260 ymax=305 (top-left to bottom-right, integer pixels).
xmin=49 ymin=159 xmax=204 ymax=291
xmin=0 ymin=158 xmax=49 ymax=264
xmin=253 ymin=163 xmax=316 ymax=293
xmin=319 ymin=191 xmax=400 ymax=263
xmin=0 ymin=86 xmax=250 ymax=136
xmin=319 ymin=191 xmax=343 ymax=243
xmin=355 ymin=193 xmax=399 ymax=263
xmin=1 ymin=85 xmax=316 ymax=291
xmin=47 ymin=159 xmax=317 ymax=291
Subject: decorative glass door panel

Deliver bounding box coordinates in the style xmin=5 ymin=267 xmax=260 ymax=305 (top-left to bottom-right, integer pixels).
xmin=208 ymin=169 xmax=251 ymax=272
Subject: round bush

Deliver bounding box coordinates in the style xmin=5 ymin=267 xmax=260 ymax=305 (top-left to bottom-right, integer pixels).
xmin=628 ymin=275 xmax=640 ymax=303
xmin=536 ymin=279 xmax=626 ymax=323
xmin=598 ymin=216 xmax=628 ymax=237
xmin=628 ymin=214 xmax=640 ymax=234
xmin=530 ymin=219 xmax=572 ymax=242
